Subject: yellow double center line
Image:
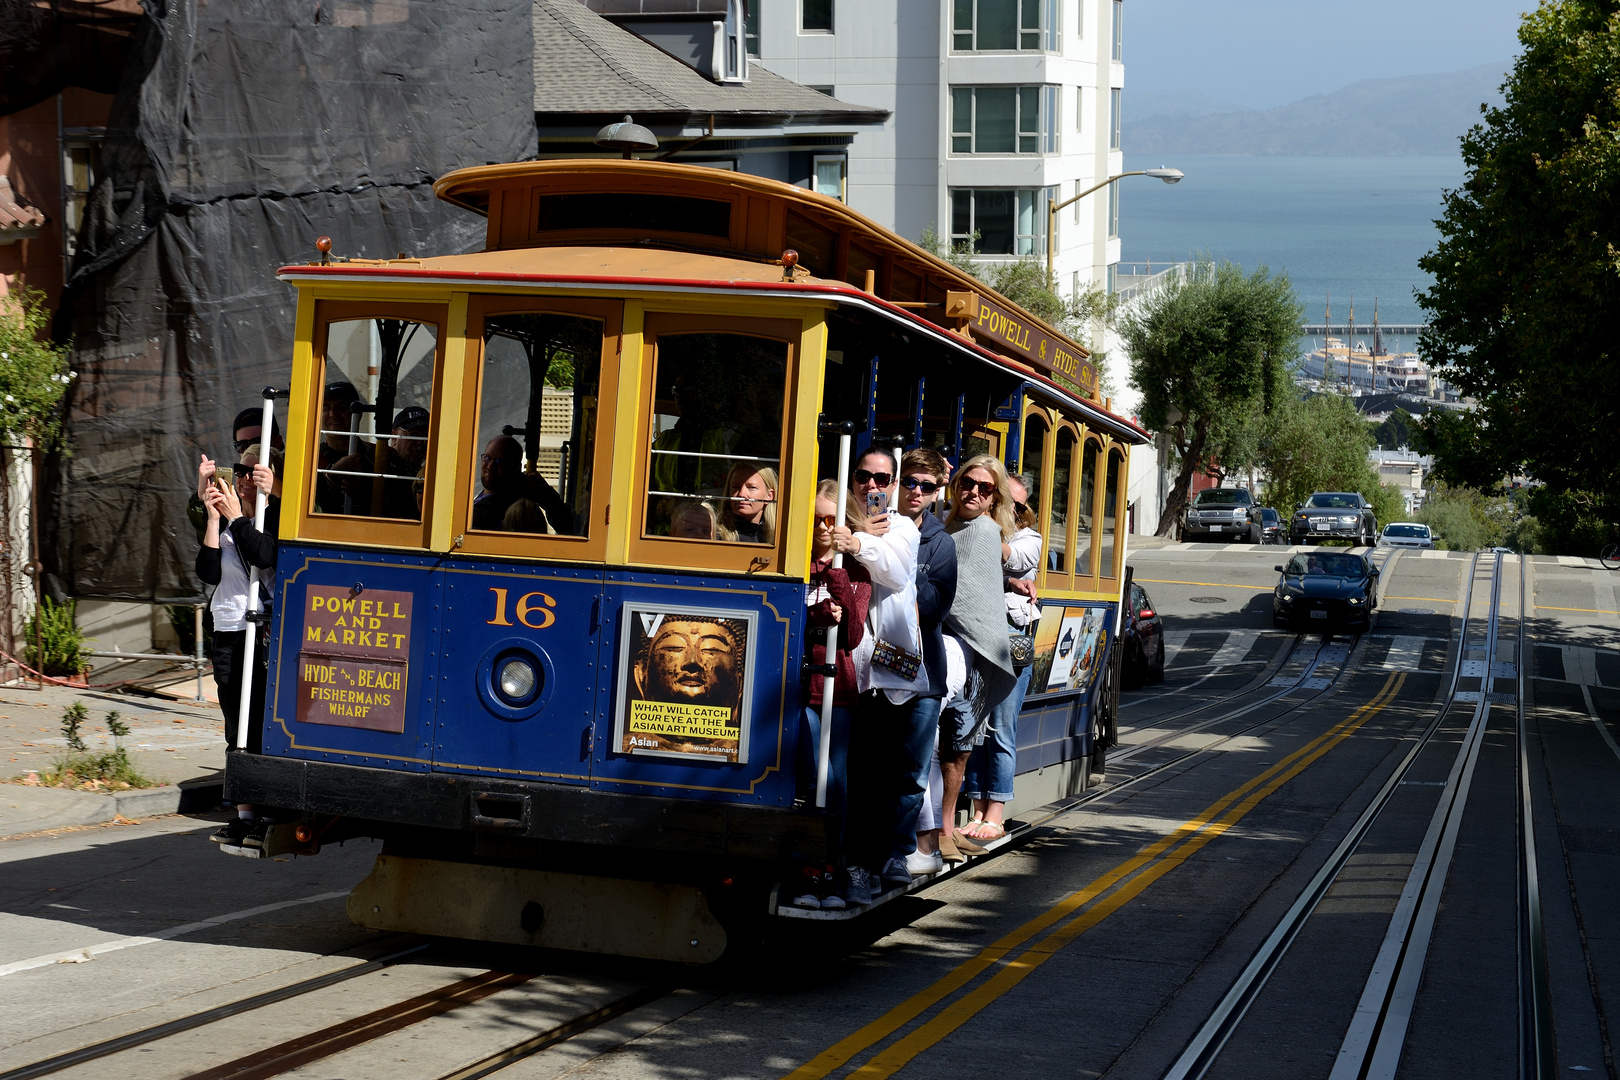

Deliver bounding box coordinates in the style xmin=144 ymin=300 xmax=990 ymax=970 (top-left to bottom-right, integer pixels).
xmin=784 ymin=672 xmax=1407 ymax=1080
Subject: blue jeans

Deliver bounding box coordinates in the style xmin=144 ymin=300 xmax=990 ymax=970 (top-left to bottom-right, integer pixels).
xmin=966 ymin=654 xmax=1033 ymax=803
xmin=848 ymin=692 xmax=941 ymax=870
xmin=797 ymin=704 xmax=852 ymax=859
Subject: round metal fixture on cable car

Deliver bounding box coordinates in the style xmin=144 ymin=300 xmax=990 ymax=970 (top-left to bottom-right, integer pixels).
xmin=498 ymin=657 xmax=538 ymax=701
xmin=595 ymin=115 xmax=658 ymax=158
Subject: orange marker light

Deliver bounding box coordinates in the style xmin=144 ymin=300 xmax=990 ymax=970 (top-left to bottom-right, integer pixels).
xmin=294 ymin=824 xmax=314 ymax=843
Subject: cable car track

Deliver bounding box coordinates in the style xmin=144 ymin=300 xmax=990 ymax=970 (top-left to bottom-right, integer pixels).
xmin=1159 ymin=551 xmax=1555 ymax=1080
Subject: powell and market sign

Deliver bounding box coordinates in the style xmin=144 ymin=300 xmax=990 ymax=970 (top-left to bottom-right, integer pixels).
xmin=945 ymin=291 xmax=1100 ymax=400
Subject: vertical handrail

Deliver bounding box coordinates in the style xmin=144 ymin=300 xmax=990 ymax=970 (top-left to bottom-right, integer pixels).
xmin=815 ymin=430 xmax=853 ymax=809
xmin=234 ymin=389 xmax=279 ymax=749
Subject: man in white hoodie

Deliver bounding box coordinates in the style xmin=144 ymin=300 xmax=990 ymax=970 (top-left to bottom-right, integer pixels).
xmin=833 ymin=445 xmax=955 ymax=898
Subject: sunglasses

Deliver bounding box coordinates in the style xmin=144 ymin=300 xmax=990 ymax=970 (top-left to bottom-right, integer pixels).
xmin=815 ymin=514 xmax=836 ymax=528
xmin=899 ymin=476 xmax=941 ymax=494
xmin=1014 ymin=501 xmax=1028 ymax=515
xmin=957 ymin=477 xmax=996 ymax=497
xmin=853 ymin=469 xmax=893 ymax=487
xmin=233 ymin=438 xmax=257 ymax=454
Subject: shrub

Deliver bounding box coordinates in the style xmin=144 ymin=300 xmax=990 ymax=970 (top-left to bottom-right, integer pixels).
xmin=25 ymin=597 xmax=89 ymax=677
xmin=39 ymin=705 xmax=154 ymax=791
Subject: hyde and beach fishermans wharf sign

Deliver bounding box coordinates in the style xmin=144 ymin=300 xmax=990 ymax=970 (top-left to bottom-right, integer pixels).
xmin=945 ymin=291 xmax=1100 ymax=400
xmin=296 ymin=585 xmax=413 ymax=733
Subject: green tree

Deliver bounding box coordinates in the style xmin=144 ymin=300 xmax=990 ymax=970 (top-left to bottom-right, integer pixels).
xmin=1121 ymin=259 xmax=1300 ymax=534
xmin=1417 ymin=484 xmax=1506 ymax=551
xmin=918 ymin=226 xmax=1117 ymax=348
xmin=1368 ymin=407 xmax=1417 ymax=450
xmin=1261 ymin=392 xmax=1386 ymax=517
xmin=0 ymin=286 xmax=74 ymax=449
xmin=1416 ymin=0 xmax=1620 ymax=511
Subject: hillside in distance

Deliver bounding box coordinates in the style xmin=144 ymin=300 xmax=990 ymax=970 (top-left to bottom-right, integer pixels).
xmin=1126 ymin=63 xmax=1509 ymax=155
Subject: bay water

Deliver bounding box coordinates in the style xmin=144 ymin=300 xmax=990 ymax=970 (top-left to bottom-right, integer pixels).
xmin=1119 ymin=154 xmax=1467 ymax=352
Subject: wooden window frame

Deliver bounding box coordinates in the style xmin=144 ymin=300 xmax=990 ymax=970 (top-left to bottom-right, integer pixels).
xmin=1050 ymin=421 xmax=1082 ymax=590
xmin=453 ymin=295 xmax=623 ymax=563
xmin=1018 ymin=404 xmax=1051 ymax=587
xmin=1075 ymin=433 xmax=1104 ymax=588
xmin=628 ymin=313 xmax=803 ymax=574
xmin=299 ymin=300 xmax=448 ymax=550
xmin=1099 ymin=442 xmax=1127 ymax=582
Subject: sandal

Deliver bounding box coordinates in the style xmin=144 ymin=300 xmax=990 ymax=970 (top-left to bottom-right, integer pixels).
xmin=954 ymin=814 xmax=986 ymax=840
xmin=962 ymin=819 xmax=1006 ymax=841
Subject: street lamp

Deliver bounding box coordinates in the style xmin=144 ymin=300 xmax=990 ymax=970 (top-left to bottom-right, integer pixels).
xmin=1046 ymin=167 xmax=1183 ymax=276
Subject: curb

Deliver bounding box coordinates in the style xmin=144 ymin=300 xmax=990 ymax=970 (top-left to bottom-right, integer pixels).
xmin=0 ymin=779 xmax=224 ymax=840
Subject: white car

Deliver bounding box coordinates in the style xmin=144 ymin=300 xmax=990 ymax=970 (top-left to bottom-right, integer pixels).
xmin=1379 ymin=522 xmax=1435 ymax=549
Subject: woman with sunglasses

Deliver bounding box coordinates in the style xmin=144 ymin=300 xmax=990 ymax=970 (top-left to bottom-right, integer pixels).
xmin=791 ymin=480 xmax=871 ymax=909
xmin=936 ymin=455 xmax=1020 ymax=852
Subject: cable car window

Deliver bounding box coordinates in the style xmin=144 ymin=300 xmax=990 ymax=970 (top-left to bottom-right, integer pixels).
xmin=537 ymin=193 xmax=732 ymax=239
xmin=1077 ymin=438 xmax=1097 ymax=576
xmin=1051 ymin=427 xmax=1076 ymax=575
xmin=1021 ymin=410 xmax=1047 ymax=564
xmin=645 ymin=333 xmax=788 ymax=544
xmin=1098 ymin=446 xmax=1123 ymax=578
xmin=313 ymin=317 xmax=438 ymax=521
xmin=471 ymin=313 xmax=603 ymax=536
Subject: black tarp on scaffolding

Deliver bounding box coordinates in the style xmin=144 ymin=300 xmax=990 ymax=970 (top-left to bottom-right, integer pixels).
xmin=41 ymin=0 xmax=535 ymax=602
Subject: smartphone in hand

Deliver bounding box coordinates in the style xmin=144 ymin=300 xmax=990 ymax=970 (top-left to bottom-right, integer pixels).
xmin=866 ymin=491 xmax=889 ymax=518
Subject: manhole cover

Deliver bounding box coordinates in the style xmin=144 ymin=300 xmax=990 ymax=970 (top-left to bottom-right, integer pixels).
xmin=1399 ymin=607 xmax=1434 ymax=615
xmin=1189 ymin=595 xmax=1227 ymax=604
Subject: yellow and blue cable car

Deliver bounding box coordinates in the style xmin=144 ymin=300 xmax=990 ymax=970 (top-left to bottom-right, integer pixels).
xmin=227 ymin=160 xmax=1149 ymax=961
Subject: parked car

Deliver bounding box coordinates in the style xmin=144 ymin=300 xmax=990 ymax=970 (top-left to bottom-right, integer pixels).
xmin=1257 ymin=506 xmax=1284 ymax=545
xmin=1379 ymin=522 xmax=1435 ymax=549
xmin=1121 ymin=581 xmax=1165 ymax=688
xmin=1289 ymin=492 xmax=1378 ymax=546
xmin=1272 ymin=551 xmax=1381 ymax=631
xmin=1182 ymin=487 xmax=1262 ymax=544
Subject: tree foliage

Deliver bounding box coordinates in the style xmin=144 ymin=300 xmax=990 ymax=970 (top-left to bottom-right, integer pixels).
xmin=1415 ymin=0 xmax=1620 ymax=509
xmin=1416 ymin=484 xmax=1508 ymax=552
xmin=918 ymin=226 xmax=1117 ymax=348
xmin=1367 ymin=407 xmax=1418 ymax=450
xmin=0 ymin=286 xmax=74 ymax=449
xmin=1261 ymin=392 xmax=1391 ymax=517
xmin=1120 ymin=259 xmax=1300 ymax=534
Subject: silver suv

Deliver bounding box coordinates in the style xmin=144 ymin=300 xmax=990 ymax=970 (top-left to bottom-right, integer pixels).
xmin=1182 ymin=488 xmax=1261 ymax=544
xmin=1379 ymin=522 xmax=1435 ymax=549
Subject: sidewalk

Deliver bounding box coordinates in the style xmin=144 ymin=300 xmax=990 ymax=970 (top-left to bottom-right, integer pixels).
xmin=0 ymin=679 xmax=226 ymax=840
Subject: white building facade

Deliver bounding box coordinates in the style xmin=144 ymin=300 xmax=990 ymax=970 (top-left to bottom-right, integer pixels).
xmin=751 ymin=0 xmax=1124 ymax=294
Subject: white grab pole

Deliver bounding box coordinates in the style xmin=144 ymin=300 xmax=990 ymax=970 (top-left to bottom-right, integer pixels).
xmin=814 ymin=431 xmax=852 ymax=808
xmin=234 ymin=391 xmax=277 ymax=750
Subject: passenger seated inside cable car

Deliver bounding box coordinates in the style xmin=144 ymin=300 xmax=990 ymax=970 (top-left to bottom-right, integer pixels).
xmin=646 ymin=332 xmax=785 ymax=539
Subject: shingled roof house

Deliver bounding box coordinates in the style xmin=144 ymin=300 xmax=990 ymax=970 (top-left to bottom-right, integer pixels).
xmin=534 ymin=0 xmax=888 ymax=190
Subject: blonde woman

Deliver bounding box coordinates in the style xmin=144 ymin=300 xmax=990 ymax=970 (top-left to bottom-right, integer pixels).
xmin=924 ymin=454 xmax=1018 ymax=860
xmin=716 ymin=461 xmax=778 ymax=544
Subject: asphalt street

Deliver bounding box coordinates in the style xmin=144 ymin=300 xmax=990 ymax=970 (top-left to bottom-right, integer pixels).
xmin=0 ymin=542 xmax=1615 ymax=1080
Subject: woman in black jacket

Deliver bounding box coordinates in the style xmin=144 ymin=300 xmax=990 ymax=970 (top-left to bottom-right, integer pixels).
xmin=196 ymin=444 xmax=279 ymax=845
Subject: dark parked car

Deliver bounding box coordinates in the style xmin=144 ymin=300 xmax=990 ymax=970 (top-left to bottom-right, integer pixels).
xmin=1257 ymin=506 xmax=1284 ymax=545
xmin=1182 ymin=487 xmax=1262 ymax=544
xmin=1121 ymin=582 xmax=1165 ymax=688
xmin=1272 ymin=551 xmax=1380 ymax=631
xmin=1289 ymin=491 xmax=1378 ymax=546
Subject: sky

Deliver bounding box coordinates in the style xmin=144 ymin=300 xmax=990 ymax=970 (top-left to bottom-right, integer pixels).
xmin=1124 ymin=0 xmax=1533 ymax=110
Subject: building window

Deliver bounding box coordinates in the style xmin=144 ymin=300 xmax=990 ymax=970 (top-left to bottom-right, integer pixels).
xmin=1111 ymin=0 xmax=1122 ymax=60
xmin=745 ymin=0 xmax=759 ymax=54
xmin=60 ymin=135 xmax=103 ymax=262
xmin=802 ymin=0 xmax=832 ymax=33
xmin=952 ymin=0 xmax=1057 ymax=52
xmin=1106 ymin=261 xmax=1118 ymax=293
xmin=951 ymin=86 xmax=1057 ymax=154
xmin=722 ymin=0 xmax=748 ymax=81
xmin=1076 ymin=0 xmax=1083 ymax=36
xmin=1109 ymin=87 xmax=1121 ymax=149
xmin=950 ymin=188 xmax=1056 ymax=255
xmin=1074 ymin=177 xmax=1083 ymax=222
xmin=1075 ymin=85 xmax=1083 ymax=131
xmin=812 ymin=156 xmax=846 ymax=201
xmin=808 ymin=85 xmax=835 ymax=95
xmin=1107 ymin=182 xmax=1119 ymax=237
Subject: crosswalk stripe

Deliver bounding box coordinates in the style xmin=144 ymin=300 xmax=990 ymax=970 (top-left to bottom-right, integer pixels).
xmin=1379 ymin=635 xmax=1427 ymax=672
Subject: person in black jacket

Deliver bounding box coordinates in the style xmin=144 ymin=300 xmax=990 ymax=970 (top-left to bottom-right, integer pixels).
xmin=196 ymin=444 xmax=279 ymax=846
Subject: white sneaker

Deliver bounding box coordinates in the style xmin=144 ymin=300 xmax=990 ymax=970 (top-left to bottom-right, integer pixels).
xmin=905 ymin=850 xmax=944 ymax=877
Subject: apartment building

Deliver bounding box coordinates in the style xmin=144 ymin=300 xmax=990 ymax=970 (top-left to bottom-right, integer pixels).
xmin=751 ymin=0 xmax=1124 ymax=295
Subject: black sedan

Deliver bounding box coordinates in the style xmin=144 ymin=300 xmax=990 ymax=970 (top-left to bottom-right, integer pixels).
xmin=1289 ymin=491 xmax=1378 ymax=546
xmin=1272 ymin=551 xmax=1380 ymax=631
xmin=1121 ymin=582 xmax=1165 ymax=688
